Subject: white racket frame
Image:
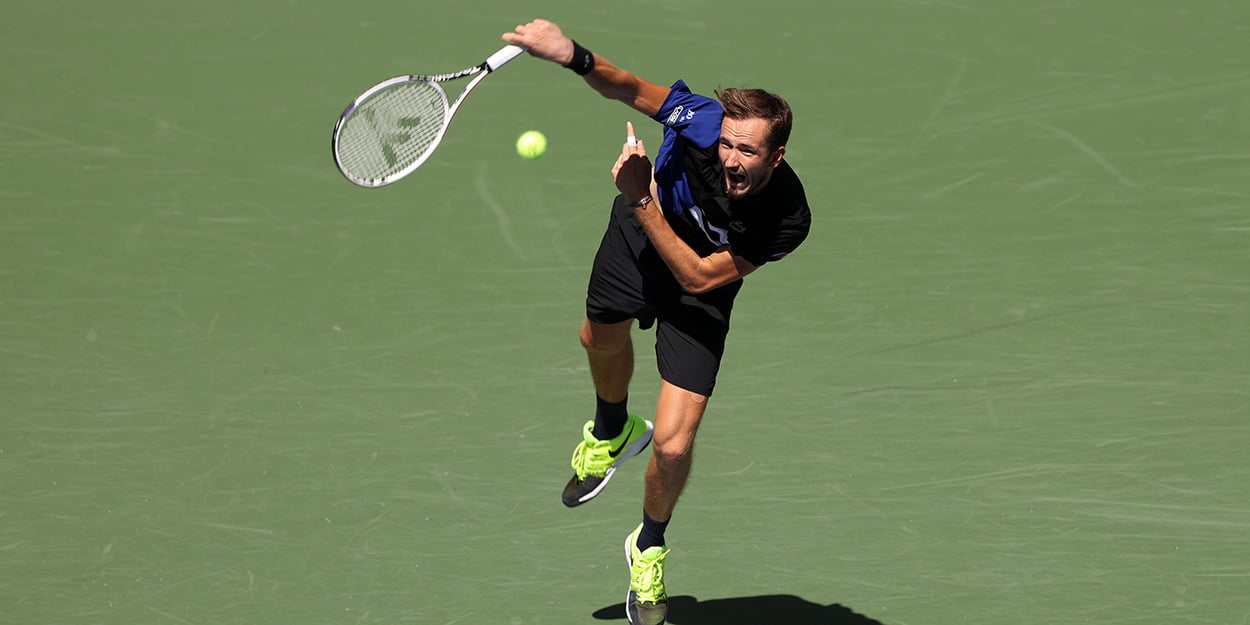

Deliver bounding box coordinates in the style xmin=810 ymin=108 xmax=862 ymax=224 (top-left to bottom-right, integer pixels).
xmin=332 ymin=44 xmax=525 ymax=188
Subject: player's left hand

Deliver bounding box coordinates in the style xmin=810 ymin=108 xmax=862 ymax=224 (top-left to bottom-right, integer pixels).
xmin=612 ymin=122 xmax=653 ymax=207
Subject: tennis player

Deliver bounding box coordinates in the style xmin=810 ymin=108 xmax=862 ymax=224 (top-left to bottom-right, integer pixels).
xmin=504 ymin=19 xmax=811 ymax=625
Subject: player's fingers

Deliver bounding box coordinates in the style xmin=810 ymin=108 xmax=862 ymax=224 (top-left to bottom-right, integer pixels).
xmin=622 ymin=124 xmax=647 ymax=158
xmin=623 ymin=135 xmax=643 ymax=158
xmin=611 ymin=151 xmax=628 ymax=178
xmin=504 ymin=25 xmax=527 ymax=46
xmin=507 ymin=21 xmax=542 ymax=42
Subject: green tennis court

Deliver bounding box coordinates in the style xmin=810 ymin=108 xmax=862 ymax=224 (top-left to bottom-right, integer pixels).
xmin=3 ymin=1 xmax=1247 ymax=623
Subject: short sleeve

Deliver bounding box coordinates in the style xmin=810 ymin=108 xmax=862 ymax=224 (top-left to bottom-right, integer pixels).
xmin=650 ymin=80 xmax=723 ymax=149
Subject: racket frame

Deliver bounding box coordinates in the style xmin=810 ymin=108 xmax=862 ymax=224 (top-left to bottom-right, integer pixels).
xmin=332 ymin=44 xmax=525 ymax=187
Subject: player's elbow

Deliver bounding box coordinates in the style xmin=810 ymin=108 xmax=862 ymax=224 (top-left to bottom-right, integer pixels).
xmin=681 ymin=280 xmax=713 ymax=295
xmin=679 ymin=257 xmax=753 ymax=294
xmin=678 ymin=273 xmax=722 ymax=295
xmin=596 ymin=72 xmax=663 ymax=116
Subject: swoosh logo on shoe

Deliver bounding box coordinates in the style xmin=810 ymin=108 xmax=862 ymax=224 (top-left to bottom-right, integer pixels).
xmin=608 ymin=422 xmax=636 ymax=458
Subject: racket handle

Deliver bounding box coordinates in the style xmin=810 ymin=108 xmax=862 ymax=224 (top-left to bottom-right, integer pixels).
xmin=486 ymin=45 xmax=526 ymax=72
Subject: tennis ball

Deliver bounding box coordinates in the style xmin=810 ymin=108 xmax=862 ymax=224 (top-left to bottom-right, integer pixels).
xmin=516 ymin=130 xmax=547 ymax=160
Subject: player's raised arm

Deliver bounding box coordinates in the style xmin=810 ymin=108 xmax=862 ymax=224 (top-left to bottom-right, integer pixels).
xmin=503 ymin=19 xmax=671 ymax=117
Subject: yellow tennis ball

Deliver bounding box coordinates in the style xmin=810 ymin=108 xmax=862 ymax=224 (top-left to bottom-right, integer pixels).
xmin=516 ymin=130 xmax=547 ymax=160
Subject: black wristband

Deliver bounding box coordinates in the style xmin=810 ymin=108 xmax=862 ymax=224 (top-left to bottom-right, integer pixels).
xmin=564 ymin=40 xmax=595 ymax=76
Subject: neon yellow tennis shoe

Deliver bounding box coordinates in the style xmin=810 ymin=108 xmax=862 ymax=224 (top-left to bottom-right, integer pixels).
xmin=561 ymin=414 xmax=653 ymax=507
xmin=625 ymin=523 xmax=669 ymax=625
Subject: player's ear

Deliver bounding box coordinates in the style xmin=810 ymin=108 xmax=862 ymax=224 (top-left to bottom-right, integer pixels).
xmin=769 ymin=145 xmax=786 ymax=168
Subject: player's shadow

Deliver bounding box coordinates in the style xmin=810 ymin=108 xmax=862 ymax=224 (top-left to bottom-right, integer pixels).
xmin=593 ymin=594 xmax=885 ymax=624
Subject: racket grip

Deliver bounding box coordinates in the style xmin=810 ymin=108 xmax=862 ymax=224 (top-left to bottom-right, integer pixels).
xmin=487 ymin=45 xmax=526 ymax=72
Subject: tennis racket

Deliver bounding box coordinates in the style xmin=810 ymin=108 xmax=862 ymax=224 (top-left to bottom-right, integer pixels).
xmin=332 ymin=44 xmax=526 ymax=188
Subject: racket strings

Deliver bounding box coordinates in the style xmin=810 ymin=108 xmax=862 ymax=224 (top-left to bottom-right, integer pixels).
xmin=336 ymin=81 xmax=449 ymax=184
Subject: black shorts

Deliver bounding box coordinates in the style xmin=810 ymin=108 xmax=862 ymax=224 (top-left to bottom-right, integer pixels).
xmin=585 ymin=195 xmax=743 ymax=397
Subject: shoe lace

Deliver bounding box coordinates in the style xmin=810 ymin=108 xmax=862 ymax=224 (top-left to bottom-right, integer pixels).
xmin=570 ymin=440 xmax=612 ymax=479
xmin=631 ymin=548 xmax=668 ymax=603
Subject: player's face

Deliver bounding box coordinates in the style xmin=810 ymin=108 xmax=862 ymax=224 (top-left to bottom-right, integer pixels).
xmin=719 ymin=116 xmax=785 ymax=201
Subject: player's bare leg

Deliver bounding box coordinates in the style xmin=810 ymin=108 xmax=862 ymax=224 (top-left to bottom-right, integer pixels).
xmin=644 ymin=380 xmax=706 ymax=525
xmin=626 ymin=379 xmax=706 ymax=625
xmin=580 ymin=318 xmax=634 ymax=402
xmin=563 ymin=318 xmax=653 ymax=507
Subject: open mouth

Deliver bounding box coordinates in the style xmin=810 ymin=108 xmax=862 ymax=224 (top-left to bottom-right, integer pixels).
xmin=726 ymin=171 xmax=748 ymax=190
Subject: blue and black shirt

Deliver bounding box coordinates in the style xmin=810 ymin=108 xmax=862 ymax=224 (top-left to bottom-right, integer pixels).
xmin=650 ymin=80 xmax=811 ymax=267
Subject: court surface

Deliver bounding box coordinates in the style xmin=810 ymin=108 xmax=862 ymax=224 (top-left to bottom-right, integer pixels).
xmin=2 ymin=1 xmax=1247 ymax=623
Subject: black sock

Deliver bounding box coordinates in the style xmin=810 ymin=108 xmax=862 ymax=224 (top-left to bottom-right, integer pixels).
xmin=636 ymin=510 xmax=670 ymax=551
xmin=592 ymin=394 xmax=629 ymax=440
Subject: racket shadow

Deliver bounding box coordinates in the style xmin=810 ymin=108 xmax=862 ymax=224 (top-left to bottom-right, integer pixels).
xmin=592 ymin=595 xmax=885 ymax=625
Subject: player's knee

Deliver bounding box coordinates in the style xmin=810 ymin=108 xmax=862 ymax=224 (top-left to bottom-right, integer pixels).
xmin=652 ymin=435 xmax=694 ymax=466
xmin=579 ymin=321 xmax=628 ymax=355
xmin=652 ymin=425 xmax=696 ymax=465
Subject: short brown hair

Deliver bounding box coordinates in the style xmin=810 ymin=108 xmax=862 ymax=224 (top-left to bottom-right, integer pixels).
xmin=715 ymin=88 xmax=793 ymax=150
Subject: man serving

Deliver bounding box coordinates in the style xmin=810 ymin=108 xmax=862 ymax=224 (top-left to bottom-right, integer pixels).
xmin=504 ymin=19 xmax=812 ymax=625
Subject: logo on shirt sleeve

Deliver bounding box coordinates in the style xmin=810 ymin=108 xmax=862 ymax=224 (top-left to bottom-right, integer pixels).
xmin=665 ymin=106 xmax=696 ymax=126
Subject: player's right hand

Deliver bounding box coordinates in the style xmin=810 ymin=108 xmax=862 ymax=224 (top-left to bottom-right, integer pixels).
xmin=503 ymin=19 xmax=575 ymax=66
